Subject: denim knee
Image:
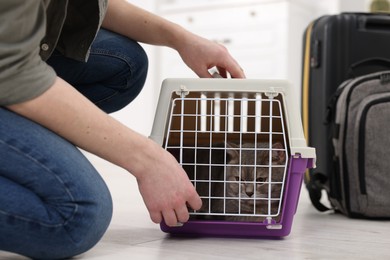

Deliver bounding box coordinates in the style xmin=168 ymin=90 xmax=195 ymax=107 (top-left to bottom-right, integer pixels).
xmin=29 ymin=184 xmax=113 ymax=260
xmin=121 ymin=39 xmax=149 ymax=105
xmin=0 ymin=171 xmax=113 ymax=260
xmin=62 ymin=185 xmax=113 ymax=260
xmin=52 ymin=163 xmax=114 ymax=259
xmin=46 ymin=29 xmax=149 ymax=114
xmin=88 ymin=29 xmax=149 ymax=113
xmin=0 ymin=108 xmax=114 ymax=259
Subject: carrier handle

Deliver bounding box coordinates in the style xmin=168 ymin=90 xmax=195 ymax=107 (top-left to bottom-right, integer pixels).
xmin=348 ymin=57 xmax=390 ymax=78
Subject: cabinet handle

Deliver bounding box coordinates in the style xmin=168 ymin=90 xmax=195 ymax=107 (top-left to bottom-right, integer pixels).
xmin=212 ymin=38 xmax=232 ymax=45
xmin=187 ymin=16 xmax=194 ymax=23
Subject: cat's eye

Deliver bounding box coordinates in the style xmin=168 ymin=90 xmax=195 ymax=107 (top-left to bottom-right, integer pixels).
xmin=235 ymin=176 xmax=240 ymax=182
xmin=256 ymin=177 xmax=266 ymax=183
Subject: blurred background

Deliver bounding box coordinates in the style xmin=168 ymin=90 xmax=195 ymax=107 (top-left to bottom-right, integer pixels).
xmin=114 ymin=0 xmax=375 ymax=137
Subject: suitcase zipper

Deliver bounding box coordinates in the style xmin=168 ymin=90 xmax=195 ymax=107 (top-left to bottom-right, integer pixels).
xmin=302 ymin=21 xmax=314 ymax=141
xmin=340 ymin=73 xmax=381 ymax=214
xmin=302 ymin=21 xmax=315 ymax=184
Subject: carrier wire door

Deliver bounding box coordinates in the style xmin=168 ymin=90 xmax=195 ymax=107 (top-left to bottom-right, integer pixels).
xmin=150 ymin=78 xmax=316 ymax=237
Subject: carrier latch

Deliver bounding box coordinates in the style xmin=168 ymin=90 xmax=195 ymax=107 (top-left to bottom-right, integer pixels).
xmin=175 ymin=85 xmax=190 ymax=97
xmin=264 ymin=88 xmax=279 ymax=99
xmin=265 ymin=217 xmax=282 ymax=230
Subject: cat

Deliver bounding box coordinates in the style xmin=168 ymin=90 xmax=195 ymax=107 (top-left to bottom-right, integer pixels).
xmin=222 ymin=142 xmax=286 ymax=222
xmin=190 ymin=142 xmax=286 ymax=222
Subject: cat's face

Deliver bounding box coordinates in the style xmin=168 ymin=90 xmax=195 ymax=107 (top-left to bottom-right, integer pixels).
xmin=224 ymin=142 xmax=286 ymax=214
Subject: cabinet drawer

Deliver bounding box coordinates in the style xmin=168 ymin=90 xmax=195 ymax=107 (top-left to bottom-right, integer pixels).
xmin=157 ymin=0 xmax=287 ymax=14
xmin=163 ymin=2 xmax=288 ymax=31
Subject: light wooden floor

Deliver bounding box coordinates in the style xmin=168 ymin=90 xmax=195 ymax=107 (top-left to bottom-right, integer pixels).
xmin=1 ymin=153 xmax=390 ymax=260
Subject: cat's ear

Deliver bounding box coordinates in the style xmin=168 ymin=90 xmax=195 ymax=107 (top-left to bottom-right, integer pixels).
xmin=225 ymin=142 xmax=239 ymax=163
xmin=272 ymin=142 xmax=286 ymax=164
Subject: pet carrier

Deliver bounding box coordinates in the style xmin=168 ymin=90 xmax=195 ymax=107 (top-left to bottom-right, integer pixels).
xmin=150 ymin=78 xmax=315 ymax=237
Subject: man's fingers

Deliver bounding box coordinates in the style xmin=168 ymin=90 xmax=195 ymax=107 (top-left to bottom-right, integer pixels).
xmin=162 ymin=210 xmax=179 ymax=227
xmin=224 ymin=60 xmax=246 ymax=79
xmin=149 ymin=211 xmax=163 ymax=224
xmin=187 ymin=192 xmax=203 ymax=211
xmin=175 ymin=205 xmax=190 ymax=223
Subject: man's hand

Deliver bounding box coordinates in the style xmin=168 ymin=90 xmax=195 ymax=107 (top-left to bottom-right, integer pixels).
xmin=177 ymin=33 xmax=246 ymax=79
xmin=134 ymin=140 xmax=202 ymax=227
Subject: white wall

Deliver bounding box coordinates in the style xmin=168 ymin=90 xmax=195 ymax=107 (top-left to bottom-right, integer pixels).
xmin=339 ymin=0 xmax=370 ymax=12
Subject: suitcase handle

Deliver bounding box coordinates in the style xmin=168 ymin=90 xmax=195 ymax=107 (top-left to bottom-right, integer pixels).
xmin=349 ymin=57 xmax=390 ymax=78
xmin=360 ymin=15 xmax=390 ymax=30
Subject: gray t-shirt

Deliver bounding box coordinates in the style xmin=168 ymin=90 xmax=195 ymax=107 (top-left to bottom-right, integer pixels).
xmin=0 ymin=0 xmax=107 ymax=106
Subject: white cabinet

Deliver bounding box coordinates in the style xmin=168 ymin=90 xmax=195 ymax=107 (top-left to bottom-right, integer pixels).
xmin=155 ymin=0 xmax=324 ymax=102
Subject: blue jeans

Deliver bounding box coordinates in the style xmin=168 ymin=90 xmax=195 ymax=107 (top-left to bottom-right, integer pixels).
xmin=0 ymin=29 xmax=148 ymax=259
xmin=47 ymin=29 xmax=148 ymax=113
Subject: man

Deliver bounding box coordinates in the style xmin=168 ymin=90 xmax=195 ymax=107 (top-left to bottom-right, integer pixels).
xmin=0 ymin=0 xmax=245 ymax=258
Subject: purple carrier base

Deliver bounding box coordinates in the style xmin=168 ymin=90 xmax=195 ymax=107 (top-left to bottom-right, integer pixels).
xmin=160 ymin=156 xmax=314 ymax=238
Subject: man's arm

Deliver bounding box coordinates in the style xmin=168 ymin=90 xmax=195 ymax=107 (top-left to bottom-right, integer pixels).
xmin=7 ymin=77 xmax=202 ymax=227
xmin=102 ymin=0 xmax=245 ymax=78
